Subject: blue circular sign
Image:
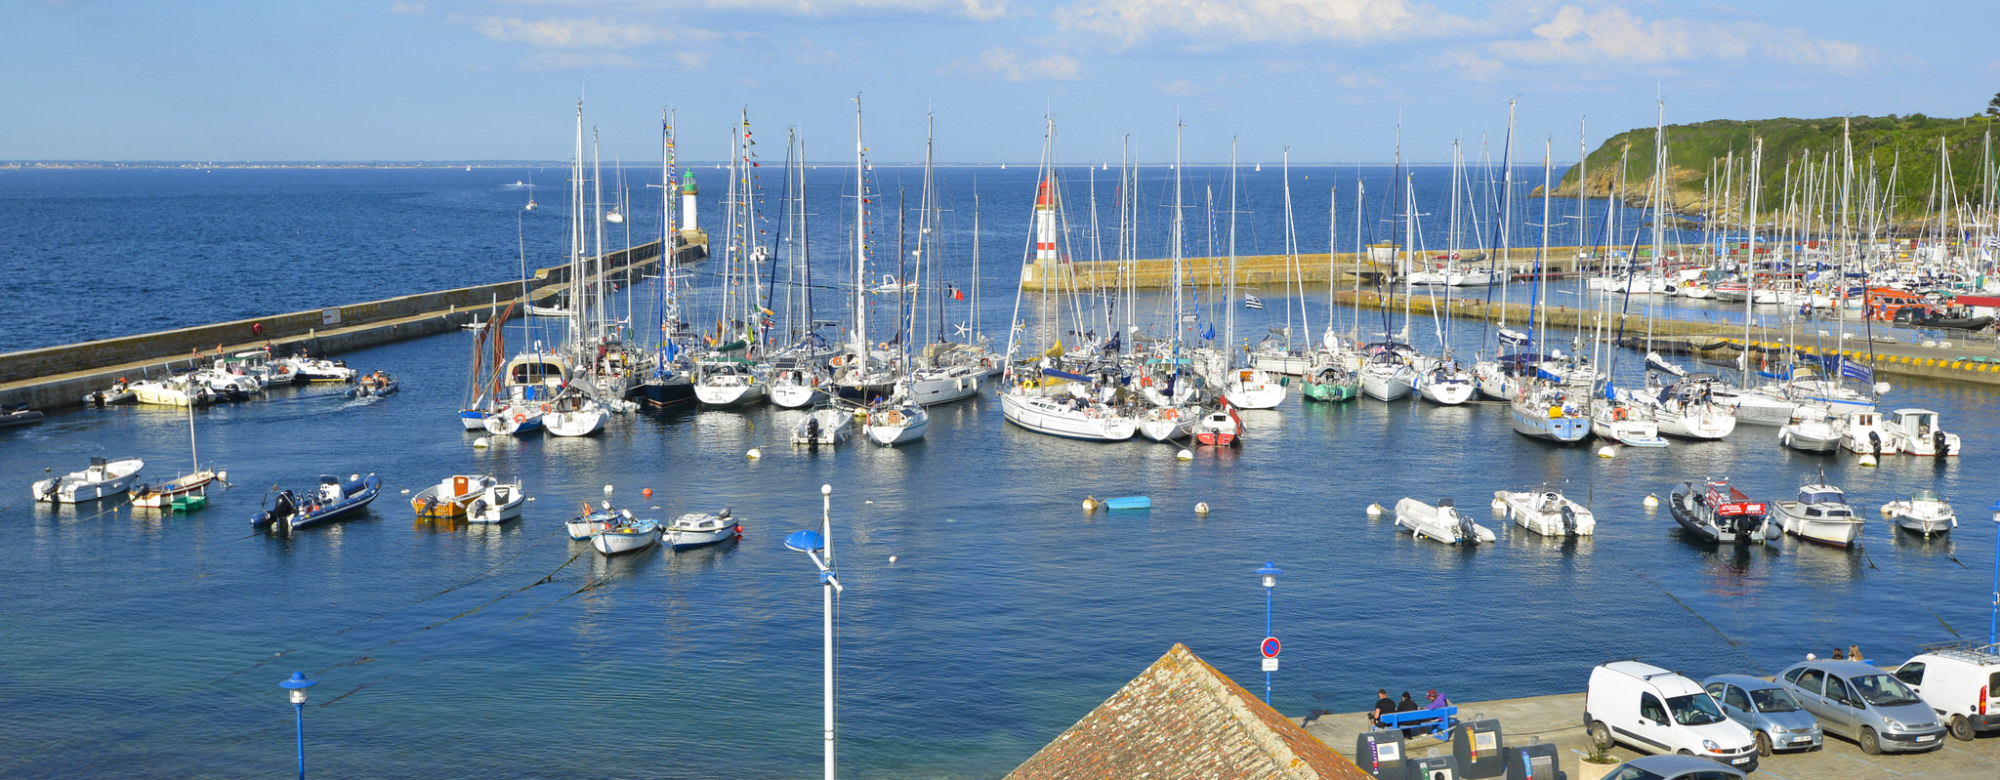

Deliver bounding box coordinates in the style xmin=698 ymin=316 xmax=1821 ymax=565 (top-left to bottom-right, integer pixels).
xmin=1261 ymin=637 xmax=1281 ymax=658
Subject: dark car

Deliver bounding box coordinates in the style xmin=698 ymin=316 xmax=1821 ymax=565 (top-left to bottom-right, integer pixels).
xmin=1600 ymin=753 xmax=1749 ymax=780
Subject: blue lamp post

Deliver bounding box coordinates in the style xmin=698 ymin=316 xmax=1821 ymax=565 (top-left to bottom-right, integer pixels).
xmin=785 ymin=484 xmax=842 ymax=780
xmin=1988 ymin=501 xmax=2000 ymax=647
xmin=1256 ymin=562 xmax=1283 ymax=704
xmin=278 ymin=671 xmax=316 ymax=780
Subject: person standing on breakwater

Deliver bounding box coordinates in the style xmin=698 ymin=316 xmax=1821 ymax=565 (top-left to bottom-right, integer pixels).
xmin=251 ymin=321 xmax=263 ymax=337
xmin=1371 ymin=689 xmax=1396 ymax=727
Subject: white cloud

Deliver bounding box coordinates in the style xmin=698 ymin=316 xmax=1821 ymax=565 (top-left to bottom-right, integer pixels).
xmin=388 ymin=2 xmax=427 ymax=16
xmin=1156 ymin=78 xmax=1208 ymax=96
xmin=676 ymin=0 xmax=1012 ymax=17
xmin=947 ymin=46 xmax=1082 ymax=82
xmin=476 ymin=17 xmax=663 ymax=49
xmin=1489 ymin=5 xmax=1865 ymax=69
xmin=1055 ymin=0 xmax=1470 ymax=47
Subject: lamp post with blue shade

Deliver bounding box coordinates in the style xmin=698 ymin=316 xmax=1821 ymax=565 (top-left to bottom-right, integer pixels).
xmin=785 ymin=484 xmax=842 ymax=780
xmin=1988 ymin=501 xmax=2000 ymax=647
xmin=278 ymin=671 xmax=315 ymax=780
xmin=1256 ymin=562 xmax=1282 ymax=705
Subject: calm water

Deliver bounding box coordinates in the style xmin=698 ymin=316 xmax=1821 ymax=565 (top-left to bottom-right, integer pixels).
xmin=0 ymin=169 xmax=1994 ymax=779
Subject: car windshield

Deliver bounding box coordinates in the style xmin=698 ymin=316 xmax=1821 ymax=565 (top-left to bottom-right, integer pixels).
xmin=1604 ymin=767 xmax=1665 ymax=780
xmin=1667 ymin=693 xmax=1727 ymax=725
xmin=1749 ymin=688 xmax=1801 ymax=713
xmin=1852 ymin=674 xmax=1923 ymax=707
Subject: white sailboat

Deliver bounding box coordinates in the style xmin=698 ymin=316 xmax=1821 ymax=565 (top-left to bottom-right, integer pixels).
xmin=863 ymin=394 xmax=929 ymax=446
xmin=130 ymin=399 xmax=222 ymax=508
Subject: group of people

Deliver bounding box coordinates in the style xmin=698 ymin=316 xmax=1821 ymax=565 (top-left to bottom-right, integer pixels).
xmin=1805 ymin=643 xmax=1865 ymax=662
xmin=1369 ymin=688 xmax=1452 ymax=735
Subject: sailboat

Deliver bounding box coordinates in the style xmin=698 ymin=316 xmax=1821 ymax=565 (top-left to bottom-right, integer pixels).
xmin=830 ymin=96 xmax=898 ymax=403
xmin=1414 ymin=143 xmax=1476 ymax=406
xmin=770 ymin=128 xmax=831 ymax=410
xmin=1303 ymin=183 xmax=1360 ymax=403
xmin=524 ymin=172 xmax=538 ymax=211
xmin=130 ymin=401 xmax=222 ymax=509
xmin=694 ymin=109 xmax=772 ymax=409
xmin=636 ymin=115 xmax=697 ymax=409
xmin=1218 ymin=140 xmax=1289 ymax=411
xmin=1508 ymin=139 xmax=1592 ymax=444
xmin=998 ymin=116 xmax=1137 ymax=442
xmin=902 ymin=114 xmax=982 ymax=408
xmin=1133 ymin=120 xmax=1201 ymax=442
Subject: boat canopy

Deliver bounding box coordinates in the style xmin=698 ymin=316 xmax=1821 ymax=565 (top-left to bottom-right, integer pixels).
xmin=1798 ymin=487 xmax=1846 ymax=504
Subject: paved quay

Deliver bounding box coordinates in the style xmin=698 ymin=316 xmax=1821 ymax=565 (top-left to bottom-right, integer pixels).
xmin=1300 ymin=691 xmax=2000 ymax=779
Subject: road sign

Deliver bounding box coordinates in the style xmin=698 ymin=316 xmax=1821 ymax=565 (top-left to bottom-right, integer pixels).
xmin=1262 ymin=657 xmax=1279 ymax=672
xmin=1261 ymin=637 xmax=1281 ymax=658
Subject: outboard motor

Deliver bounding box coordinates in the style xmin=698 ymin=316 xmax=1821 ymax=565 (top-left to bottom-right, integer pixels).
xmin=467 ymin=499 xmax=487 ymax=519
xmin=37 ymin=479 xmax=61 ymax=502
xmin=806 ymin=417 xmax=822 ymax=447
xmin=1560 ymin=505 xmax=1577 ymax=536
xmin=252 ymin=491 xmax=298 ymax=528
xmin=1869 ymin=430 xmax=1883 ymax=457
xmin=1933 ymin=429 xmax=1948 ymax=458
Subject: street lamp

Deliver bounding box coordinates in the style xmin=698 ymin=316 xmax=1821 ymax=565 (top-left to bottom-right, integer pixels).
xmin=278 ymin=671 xmax=316 ymax=780
xmin=1988 ymin=501 xmax=2000 ymax=647
xmin=785 ymin=484 xmax=842 ymax=780
xmin=1256 ymin=562 xmax=1283 ymax=705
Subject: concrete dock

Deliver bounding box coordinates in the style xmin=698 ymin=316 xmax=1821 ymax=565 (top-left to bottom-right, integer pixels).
xmin=1300 ymin=691 xmax=2000 ymax=779
xmin=0 ymin=233 xmax=704 ymax=410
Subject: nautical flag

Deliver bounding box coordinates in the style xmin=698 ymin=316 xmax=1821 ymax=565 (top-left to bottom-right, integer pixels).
xmin=1987 ymin=236 xmax=2000 ymax=248
xmin=1243 ymin=294 xmax=1264 ymax=310
xmin=1202 ymin=322 xmax=1215 ymax=340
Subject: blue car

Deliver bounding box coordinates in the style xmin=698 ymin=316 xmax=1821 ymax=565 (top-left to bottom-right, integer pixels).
xmin=1702 ymin=674 xmax=1823 ymax=755
xmin=1600 ymin=753 xmax=1748 ymax=780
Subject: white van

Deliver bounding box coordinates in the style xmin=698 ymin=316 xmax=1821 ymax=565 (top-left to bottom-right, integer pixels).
xmin=1891 ymin=645 xmax=2000 ymax=740
xmin=1585 ymin=660 xmax=1759 ymax=772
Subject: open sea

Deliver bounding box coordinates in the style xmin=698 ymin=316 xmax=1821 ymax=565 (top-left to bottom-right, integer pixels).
xmin=0 ymin=165 xmax=1993 ymax=778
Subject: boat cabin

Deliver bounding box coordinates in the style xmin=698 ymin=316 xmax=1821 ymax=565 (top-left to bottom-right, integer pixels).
xmin=1889 ymin=409 xmax=1940 ymax=438
xmin=1796 ymin=484 xmax=1849 ymax=509
xmin=502 ymin=353 xmax=569 ymax=400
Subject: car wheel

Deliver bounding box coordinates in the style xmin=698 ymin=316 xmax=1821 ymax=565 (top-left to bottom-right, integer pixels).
xmin=1950 ymin=715 xmax=1974 ymax=741
xmin=1755 ymin=732 xmax=1772 ymax=756
xmin=1588 ymin=720 xmax=1612 ymax=749
xmin=1859 ymin=726 xmax=1881 ymax=755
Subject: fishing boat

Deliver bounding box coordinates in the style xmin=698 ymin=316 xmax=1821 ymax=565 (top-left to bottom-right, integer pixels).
xmin=665 ymin=509 xmax=742 ymax=550
xmin=793 ymin=406 xmax=856 ymax=446
xmin=591 ymin=514 xmax=662 ymax=555
xmin=1771 ymin=478 xmax=1864 ymax=548
xmin=464 ymin=480 xmax=526 ymax=524
xmin=250 ymin=474 xmax=381 ymax=530
xmin=131 ymin=400 xmax=222 ymax=508
xmin=1195 ymin=403 xmax=1244 ymax=446
xmin=345 ymin=371 xmax=398 ymax=398
xmin=1494 ymin=488 xmax=1596 ymax=536
xmin=1667 ymin=478 xmax=1774 ymax=545
xmin=1884 ymin=408 xmax=1959 ymax=456
xmin=1881 ymin=489 xmax=1955 ymax=537
xmin=412 ymin=474 xmax=509 ymax=519
xmin=1838 ymin=410 xmax=1898 ymax=456
xmin=0 ymin=404 xmax=45 ymax=428
xmin=566 ymin=502 xmax=623 ymax=540
xmin=1393 ymin=497 xmax=1495 ymax=545
xmin=32 ymin=457 xmax=144 ymax=503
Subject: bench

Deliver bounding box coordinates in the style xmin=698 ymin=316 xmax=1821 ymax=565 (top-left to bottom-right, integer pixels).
xmin=1377 ymin=705 xmax=1458 ymax=737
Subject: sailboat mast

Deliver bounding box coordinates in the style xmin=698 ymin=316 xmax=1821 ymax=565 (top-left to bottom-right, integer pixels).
xmin=1172 ymin=119 xmax=1185 ymax=367
xmin=1225 ymin=137 xmax=1238 ymax=361
xmin=592 ymin=126 xmax=607 ymax=345
xmin=852 ymin=94 xmax=868 ymax=362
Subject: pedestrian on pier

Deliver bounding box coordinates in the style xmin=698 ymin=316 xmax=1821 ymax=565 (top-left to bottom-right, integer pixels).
xmin=1370 ymin=689 xmax=1395 ymax=727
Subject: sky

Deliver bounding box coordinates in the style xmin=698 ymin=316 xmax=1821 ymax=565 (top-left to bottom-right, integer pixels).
xmin=4 ymin=0 xmax=1996 ymax=164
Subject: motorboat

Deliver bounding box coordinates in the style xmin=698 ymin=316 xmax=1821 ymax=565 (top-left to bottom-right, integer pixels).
xmin=463 ymin=480 xmax=526 ymax=524
xmin=289 ymin=356 xmax=358 ymax=383
xmin=1 ymin=404 xmax=45 ymax=428
xmin=345 ymin=371 xmax=399 ymax=399
xmin=1195 ymin=403 xmax=1244 ymax=446
xmin=128 ymin=377 xmax=210 ymax=407
xmin=1838 ymin=411 xmax=1898 ymax=456
xmin=1771 ymin=479 xmax=1864 ymax=548
xmin=1778 ymin=408 xmax=1842 ymax=453
xmin=1221 ymin=367 xmax=1287 ymax=409
xmin=1667 ymin=478 xmax=1775 ymax=545
xmin=863 ymin=400 xmax=929 ymax=447
xmin=793 ymin=406 xmax=856 ymax=446
xmin=251 ymin=474 xmax=381 ymax=530
xmin=412 ymin=474 xmax=506 ymax=519
xmin=1494 ymin=488 xmax=1597 ymax=536
xmin=665 ymin=510 xmax=742 ymax=550
xmin=32 ymin=457 xmax=144 ymax=503
xmin=1884 ymin=408 xmax=1960 ymax=456
xmin=1393 ymin=497 xmax=1495 ymax=545
xmin=80 ymin=379 xmax=135 ymax=406
xmin=591 ymin=514 xmax=662 ymax=555
xmin=566 ymin=502 xmax=623 ymax=540
xmin=1881 ymin=489 xmax=1955 ymax=537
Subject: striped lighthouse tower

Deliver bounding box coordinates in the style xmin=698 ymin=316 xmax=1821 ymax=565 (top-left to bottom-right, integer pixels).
xmin=1034 ymin=177 xmax=1058 ymax=269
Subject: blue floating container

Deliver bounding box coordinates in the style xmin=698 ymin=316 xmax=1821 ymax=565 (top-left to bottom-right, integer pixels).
xmin=1104 ymin=496 xmax=1151 ymax=511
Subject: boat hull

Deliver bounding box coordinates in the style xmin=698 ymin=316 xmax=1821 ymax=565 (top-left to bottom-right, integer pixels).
xmin=999 ymin=391 xmax=1135 ymax=441
xmin=1774 ymin=503 xmax=1864 ymax=548
xmin=592 ymin=525 xmax=661 ymax=555
xmin=33 ymin=458 xmax=145 ymax=503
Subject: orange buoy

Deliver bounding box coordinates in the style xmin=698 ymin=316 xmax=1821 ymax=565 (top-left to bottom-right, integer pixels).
xmin=642 ymin=488 xmax=653 ymax=498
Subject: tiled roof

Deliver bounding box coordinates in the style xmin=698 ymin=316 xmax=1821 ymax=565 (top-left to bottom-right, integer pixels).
xmin=1006 ymin=643 xmax=1373 ymax=780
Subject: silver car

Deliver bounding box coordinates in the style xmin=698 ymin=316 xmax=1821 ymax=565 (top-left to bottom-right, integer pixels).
xmin=1702 ymin=674 xmax=1823 ymax=754
xmin=1776 ymin=660 xmax=1945 ymax=754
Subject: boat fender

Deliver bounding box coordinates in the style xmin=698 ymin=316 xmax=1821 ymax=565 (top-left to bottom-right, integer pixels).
xmin=1083 ymin=496 xmax=1099 ymax=512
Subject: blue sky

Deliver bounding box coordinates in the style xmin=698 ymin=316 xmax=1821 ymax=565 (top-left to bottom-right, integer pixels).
xmin=5 ymin=1 xmax=1994 ymax=163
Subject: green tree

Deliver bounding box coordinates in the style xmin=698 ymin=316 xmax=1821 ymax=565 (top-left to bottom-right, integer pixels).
xmin=1988 ymin=91 xmax=2000 ymax=117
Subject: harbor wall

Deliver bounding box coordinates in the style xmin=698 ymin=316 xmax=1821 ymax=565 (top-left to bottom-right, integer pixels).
xmin=0 ymin=235 xmax=702 ymax=411
xmin=1019 ymin=246 xmax=1688 ymax=291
